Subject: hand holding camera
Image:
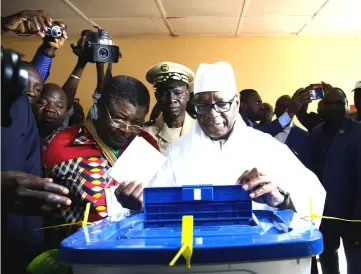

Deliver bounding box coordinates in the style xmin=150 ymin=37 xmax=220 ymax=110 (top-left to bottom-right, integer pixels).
xmin=71 ymin=30 xmax=93 ymax=64
xmin=321 ymin=81 xmax=333 ymax=94
xmin=43 ymin=21 xmax=68 ymax=50
xmin=303 ymin=82 xmax=332 ymax=101
xmin=2 ymin=10 xmax=52 ymax=37
xmin=287 ymin=88 xmax=312 ymax=117
xmin=71 ymin=26 xmax=121 ymax=64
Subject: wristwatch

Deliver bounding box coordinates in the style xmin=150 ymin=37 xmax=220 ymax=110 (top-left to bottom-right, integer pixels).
xmin=276 ymin=187 xmax=291 ymax=209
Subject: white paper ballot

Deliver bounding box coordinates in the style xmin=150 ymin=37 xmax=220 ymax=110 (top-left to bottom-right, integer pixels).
xmin=108 ymin=136 xmax=166 ymax=185
xmin=105 ymin=186 xmax=131 ymax=222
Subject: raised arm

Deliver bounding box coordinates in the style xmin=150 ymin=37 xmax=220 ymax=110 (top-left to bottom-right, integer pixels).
xmin=87 ymin=63 xmax=112 ymax=120
xmin=1 ymin=10 xmax=51 ymax=36
xmin=32 ymin=21 xmax=68 ymax=82
xmin=62 ymin=30 xmax=91 ymax=109
xmin=259 ymin=88 xmax=311 ymax=136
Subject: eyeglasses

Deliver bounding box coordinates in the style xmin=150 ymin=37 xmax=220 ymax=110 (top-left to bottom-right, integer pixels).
xmin=104 ymin=105 xmax=144 ymax=133
xmin=194 ymin=96 xmax=236 ymax=114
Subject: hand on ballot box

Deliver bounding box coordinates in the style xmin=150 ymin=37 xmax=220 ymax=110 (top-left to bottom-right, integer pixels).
xmin=106 ymin=136 xmax=166 ymax=214
xmin=237 ymin=168 xmax=286 ymax=208
xmin=114 ymin=181 xmax=144 ymax=211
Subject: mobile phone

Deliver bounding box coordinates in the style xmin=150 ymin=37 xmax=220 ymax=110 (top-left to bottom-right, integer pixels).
xmin=308 ymin=84 xmax=324 ymax=100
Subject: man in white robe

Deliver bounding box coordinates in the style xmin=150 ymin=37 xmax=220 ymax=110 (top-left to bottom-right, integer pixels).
xmin=115 ymin=62 xmax=326 ymax=221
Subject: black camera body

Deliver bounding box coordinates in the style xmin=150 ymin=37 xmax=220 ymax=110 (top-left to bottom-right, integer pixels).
xmin=84 ymin=27 xmax=120 ymax=63
xmin=86 ymin=43 xmax=120 ymax=63
xmin=1 ymin=45 xmax=28 ymax=98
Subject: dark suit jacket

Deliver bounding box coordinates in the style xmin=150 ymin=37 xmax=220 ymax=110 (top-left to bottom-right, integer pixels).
xmin=310 ymin=118 xmax=361 ymax=236
xmin=256 ymin=121 xmax=312 ymax=168
xmin=1 ymin=95 xmax=44 ymax=273
xmin=285 ymin=125 xmax=312 ymax=169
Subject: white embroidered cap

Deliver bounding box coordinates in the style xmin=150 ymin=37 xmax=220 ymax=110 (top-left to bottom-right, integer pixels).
xmin=194 ymin=62 xmax=237 ymax=98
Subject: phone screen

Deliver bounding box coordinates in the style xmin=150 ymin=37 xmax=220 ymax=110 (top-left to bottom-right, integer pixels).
xmin=309 ymin=84 xmax=324 ymax=100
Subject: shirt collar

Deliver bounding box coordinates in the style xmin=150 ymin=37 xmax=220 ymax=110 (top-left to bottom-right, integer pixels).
xmin=283 ymin=122 xmax=293 ymax=134
xmin=73 ymin=126 xmax=97 ymax=146
xmin=247 ymin=119 xmax=254 ymax=127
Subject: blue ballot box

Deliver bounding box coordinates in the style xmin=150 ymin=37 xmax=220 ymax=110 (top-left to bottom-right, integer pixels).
xmin=60 ymin=185 xmax=323 ymax=274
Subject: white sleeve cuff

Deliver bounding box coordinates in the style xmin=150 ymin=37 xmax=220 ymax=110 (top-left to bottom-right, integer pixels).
xmin=278 ymin=112 xmax=292 ymax=128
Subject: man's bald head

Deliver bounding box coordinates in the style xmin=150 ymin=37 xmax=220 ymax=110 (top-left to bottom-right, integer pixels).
xmin=239 ymin=89 xmax=264 ymax=121
xmin=259 ymin=102 xmax=274 ymax=125
xmin=274 ymin=95 xmax=291 ymax=119
xmin=22 ymin=61 xmax=39 ymax=75
xmin=263 ymin=102 xmax=274 ymax=113
xmin=22 ymin=61 xmax=43 ymax=106
xmin=42 ymin=83 xmax=67 ymax=99
xmin=323 ymin=87 xmax=348 ymax=123
xmin=277 ymin=95 xmax=291 ymax=102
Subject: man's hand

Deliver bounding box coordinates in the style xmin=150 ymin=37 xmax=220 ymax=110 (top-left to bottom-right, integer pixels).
xmin=287 ymin=88 xmax=312 ymax=117
xmin=2 ymin=171 xmax=71 ymax=213
xmin=2 ymin=10 xmax=52 ymax=37
xmin=114 ymin=181 xmax=144 ymax=210
xmin=71 ymin=30 xmax=92 ymax=63
xmin=321 ymin=81 xmax=333 ymax=94
xmin=43 ymin=21 xmax=68 ymax=50
xmin=236 ymin=168 xmax=284 ymax=207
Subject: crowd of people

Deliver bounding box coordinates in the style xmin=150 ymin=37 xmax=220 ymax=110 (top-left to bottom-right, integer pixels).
xmin=1 ymin=9 xmax=360 ymax=274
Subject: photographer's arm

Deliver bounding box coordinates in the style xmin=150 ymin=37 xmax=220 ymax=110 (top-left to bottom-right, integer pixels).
xmin=296 ymin=103 xmax=311 ymax=130
xmin=62 ymin=30 xmax=90 ymax=109
xmin=31 ymin=45 xmax=53 ymax=83
xmin=86 ymin=63 xmax=105 ymax=120
xmin=1 ymin=10 xmax=51 ymax=37
xmin=96 ymin=63 xmax=105 ymax=93
xmin=31 ymin=22 xmax=67 ymax=83
xmin=62 ymin=59 xmax=87 ymax=109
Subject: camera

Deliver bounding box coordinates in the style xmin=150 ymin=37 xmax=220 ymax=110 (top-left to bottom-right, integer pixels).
xmin=83 ymin=27 xmax=121 ymax=63
xmin=44 ymin=25 xmax=63 ymax=38
xmin=308 ymin=84 xmax=325 ymax=101
xmin=1 ymin=45 xmax=28 ymax=98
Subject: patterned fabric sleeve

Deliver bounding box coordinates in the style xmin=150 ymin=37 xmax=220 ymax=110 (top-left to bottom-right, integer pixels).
xmin=42 ymin=125 xmax=114 ymax=223
xmin=49 ymin=157 xmax=112 ymax=223
xmin=42 ymin=125 xmax=161 ymax=223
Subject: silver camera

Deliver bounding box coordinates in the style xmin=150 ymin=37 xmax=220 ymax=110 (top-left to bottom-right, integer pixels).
xmin=44 ymin=26 xmax=63 ymax=38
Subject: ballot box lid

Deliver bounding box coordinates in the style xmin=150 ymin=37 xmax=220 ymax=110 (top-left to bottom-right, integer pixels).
xmin=60 ymin=185 xmax=323 ymax=265
xmin=143 ymin=185 xmax=254 ymax=228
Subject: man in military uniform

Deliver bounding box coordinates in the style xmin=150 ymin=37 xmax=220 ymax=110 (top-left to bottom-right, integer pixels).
xmin=144 ymin=62 xmax=195 ymax=153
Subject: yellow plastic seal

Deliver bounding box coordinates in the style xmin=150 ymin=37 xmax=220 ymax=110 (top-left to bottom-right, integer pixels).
xmin=169 ymin=215 xmax=194 ymax=268
xmin=304 ymin=198 xmax=361 ymax=223
xmin=34 ymin=203 xmax=93 ymax=230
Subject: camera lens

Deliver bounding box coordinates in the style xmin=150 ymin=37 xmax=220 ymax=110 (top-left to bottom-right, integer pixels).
xmin=50 ymin=26 xmax=62 ymax=38
xmin=98 ymin=47 xmax=110 ymax=59
xmin=1 ymin=46 xmax=29 ymax=98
